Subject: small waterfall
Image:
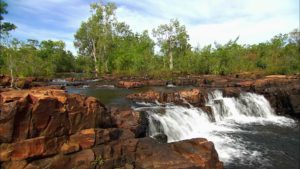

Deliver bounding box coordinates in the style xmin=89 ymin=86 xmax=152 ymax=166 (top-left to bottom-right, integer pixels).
xmin=206 ymin=90 xmax=276 ymax=123
xmin=133 ymin=90 xmax=296 ymax=166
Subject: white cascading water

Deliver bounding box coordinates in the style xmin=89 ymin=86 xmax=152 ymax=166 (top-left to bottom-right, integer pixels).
xmin=133 ymin=90 xmax=296 ymax=166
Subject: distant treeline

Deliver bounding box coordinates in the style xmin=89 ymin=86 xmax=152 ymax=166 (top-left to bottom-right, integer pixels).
xmin=1 ymin=1 xmax=299 ymax=78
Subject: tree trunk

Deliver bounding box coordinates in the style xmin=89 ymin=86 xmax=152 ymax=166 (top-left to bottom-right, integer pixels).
xmin=10 ymin=67 xmax=14 ymax=88
xmin=103 ymin=46 xmax=108 ymax=72
xmin=169 ymin=50 xmax=173 ymax=70
xmin=92 ymin=39 xmax=99 ymax=78
xmin=9 ymin=54 xmax=14 ymax=88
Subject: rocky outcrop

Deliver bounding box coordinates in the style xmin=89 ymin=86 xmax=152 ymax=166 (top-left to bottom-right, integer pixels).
xmin=0 ymin=88 xmax=223 ymax=169
xmin=117 ymin=79 xmax=168 ymax=88
xmin=117 ymin=81 xmax=145 ymax=88
xmin=136 ymin=137 xmax=223 ymax=169
xmin=0 ymin=75 xmax=49 ymax=89
xmin=127 ymin=75 xmax=300 ymax=117
xmin=127 ymin=88 xmax=206 ymax=107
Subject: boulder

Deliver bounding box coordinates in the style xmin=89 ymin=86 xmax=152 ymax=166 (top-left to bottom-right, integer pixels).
xmin=111 ymin=108 xmax=148 ymax=138
xmin=135 ymin=137 xmax=223 ymax=169
xmin=289 ymin=95 xmax=300 ymax=115
xmin=178 ymin=88 xmax=203 ymax=105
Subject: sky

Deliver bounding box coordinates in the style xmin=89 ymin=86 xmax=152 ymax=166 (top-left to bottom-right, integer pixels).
xmin=4 ymin=0 xmax=299 ymax=54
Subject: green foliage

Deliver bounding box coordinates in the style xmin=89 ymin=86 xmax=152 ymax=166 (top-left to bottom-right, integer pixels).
xmin=0 ymin=1 xmax=16 ymax=38
xmin=1 ymin=0 xmax=299 ymax=78
xmin=153 ymin=19 xmax=191 ymax=70
xmin=0 ymin=39 xmax=76 ymax=77
xmin=91 ymin=155 xmax=104 ymax=167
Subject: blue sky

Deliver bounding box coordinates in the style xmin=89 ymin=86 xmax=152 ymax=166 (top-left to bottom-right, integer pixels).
xmin=4 ymin=0 xmax=299 ymax=54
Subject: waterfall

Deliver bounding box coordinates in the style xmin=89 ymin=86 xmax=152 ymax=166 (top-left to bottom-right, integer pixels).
xmin=132 ymin=90 xmax=296 ymax=166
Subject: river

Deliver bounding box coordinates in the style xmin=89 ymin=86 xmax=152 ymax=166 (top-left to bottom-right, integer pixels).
xmin=67 ymin=85 xmax=300 ymax=169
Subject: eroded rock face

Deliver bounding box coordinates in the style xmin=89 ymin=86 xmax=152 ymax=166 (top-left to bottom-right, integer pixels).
xmin=111 ymin=108 xmax=148 ymax=138
xmin=0 ymin=88 xmax=111 ymax=144
xmin=0 ymin=88 xmax=224 ymax=169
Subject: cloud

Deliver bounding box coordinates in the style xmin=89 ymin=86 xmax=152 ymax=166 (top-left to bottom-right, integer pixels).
xmin=5 ymin=0 xmax=299 ymax=54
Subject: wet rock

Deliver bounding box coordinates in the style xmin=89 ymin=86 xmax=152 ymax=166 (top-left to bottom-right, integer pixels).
xmin=178 ymin=88 xmax=203 ymax=105
xmin=111 ymin=108 xmax=148 ymax=138
xmin=289 ymin=95 xmax=300 ymax=115
xmin=222 ymin=87 xmax=241 ymax=98
xmin=152 ymin=133 xmax=168 ymax=143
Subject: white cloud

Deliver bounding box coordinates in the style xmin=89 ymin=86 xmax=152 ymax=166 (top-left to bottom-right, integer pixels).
xmin=6 ymin=0 xmax=299 ymax=54
xmin=114 ymin=0 xmax=299 ymax=48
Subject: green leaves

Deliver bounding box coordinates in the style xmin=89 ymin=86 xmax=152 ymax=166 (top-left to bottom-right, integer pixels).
xmin=0 ymin=1 xmax=16 ymax=38
xmin=152 ymin=19 xmax=191 ymax=70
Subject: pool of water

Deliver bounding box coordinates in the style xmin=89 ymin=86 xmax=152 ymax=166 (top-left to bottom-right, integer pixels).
xmin=66 ymin=85 xmax=193 ymax=107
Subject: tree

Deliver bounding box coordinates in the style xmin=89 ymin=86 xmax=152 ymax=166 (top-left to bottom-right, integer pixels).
xmin=0 ymin=1 xmax=16 ymax=38
xmin=0 ymin=1 xmax=17 ymax=87
xmin=74 ymin=1 xmax=117 ymax=77
xmin=153 ymin=19 xmax=190 ymax=70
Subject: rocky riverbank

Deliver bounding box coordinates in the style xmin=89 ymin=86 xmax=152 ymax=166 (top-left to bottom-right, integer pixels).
xmin=0 ymin=88 xmax=223 ymax=169
xmin=126 ymin=75 xmax=300 ymax=117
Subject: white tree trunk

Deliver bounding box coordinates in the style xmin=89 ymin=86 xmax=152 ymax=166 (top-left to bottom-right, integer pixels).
xmin=10 ymin=67 xmax=14 ymax=88
xmin=169 ymin=50 xmax=173 ymax=70
xmin=92 ymin=39 xmax=99 ymax=78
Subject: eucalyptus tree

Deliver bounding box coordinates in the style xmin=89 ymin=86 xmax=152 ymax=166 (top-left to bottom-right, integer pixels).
xmin=74 ymin=1 xmax=117 ymax=77
xmin=0 ymin=1 xmax=17 ymax=87
xmin=0 ymin=1 xmax=16 ymax=38
xmin=153 ymin=19 xmax=190 ymax=70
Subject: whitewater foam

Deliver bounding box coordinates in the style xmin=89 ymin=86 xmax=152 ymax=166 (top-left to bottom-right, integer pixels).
xmin=132 ymin=90 xmax=296 ymax=166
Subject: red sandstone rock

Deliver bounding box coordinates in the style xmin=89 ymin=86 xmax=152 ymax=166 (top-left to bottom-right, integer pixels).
xmin=127 ymin=90 xmax=160 ymax=102
xmin=9 ymin=136 xmax=65 ymax=161
xmin=22 ymin=149 xmax=95 ymax=169
xmin=111 ymin=109 xmax=147 ymax=138
xmin=135 ymin=137 xmax=223 ymax=169
xmin=61 ymin=142 xmax=80 ymax=154
xmin=0 ymin=88 xmax=224 ymax=169
xmin=69 ymin=128 xmax=96 ymax=149
xmin=0 ymin=75 xmax=11 ymax=87
xmin=1 ymin=160 xmax=27 ymax=169
xmin=117 ymin=81 xmax=145 ymax=88
xmin=0 ymin=144 xmax=13 ymax=161
xmin=178 ymin=88 xmax=202 ymax=104
xmin=11 ymin=136 xmax=46 ymax=160
xmin=0 ymin=101 xmax=17 ymax=143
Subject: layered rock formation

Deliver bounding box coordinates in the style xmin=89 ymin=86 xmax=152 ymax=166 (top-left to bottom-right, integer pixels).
xmin=0 ymin=88 xmax=223 ymax=169
xmin=127 ymin=75 xmax=300 ymax=117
